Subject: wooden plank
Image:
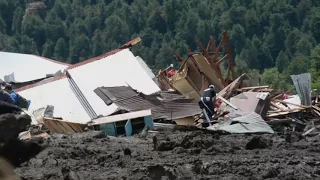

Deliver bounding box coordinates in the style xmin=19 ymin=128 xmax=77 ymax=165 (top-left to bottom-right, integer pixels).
xmin=270 ymin=102 xmax=285 ymax=111
xmin=91 ymin=109 xmax=152 ymax=125
xmin=43 ymin=118 xmax=84 ymax=133
xmin=312 ymin=106 xmax=320 ymax=112
xmin=50 ymin=120 xmax=69 ymax=133
xmin=303 ymin=124 xmax=320 ymax=136
xmin=68 ymin=123 xmax=83 ymax=132
xmin=43 ymin=119 xmax=60 ymax=133
xmin=275 ymin=100 xmax=310 ymax=108
xmin=239 ymin=86 xmax=269 ymax=91
xmin=267 ymin=108 xmax=306 ymax=117
xmin=57 ymin=121 xmax=76 ymax=133
xmin=217 ymin=96 xmax=238 ymax=110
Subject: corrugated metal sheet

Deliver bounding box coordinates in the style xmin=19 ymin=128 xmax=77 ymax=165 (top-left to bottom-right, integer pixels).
xmin=94 ymin=86 xmax=201 ymax=120
xmin=209 ymin=112 xmax=274 ymax=134
xmin=0 ymin=52 xmax=69 ymax=82
xmin=68 ymin=49 xmax=160 ymax=116
xmin=66 ymin=71 xmax=97 ymax=119
xmin=18 ymin=78 xmax=91 ymax=124
xmin=291 ymin=73 xmax=311 ymax=106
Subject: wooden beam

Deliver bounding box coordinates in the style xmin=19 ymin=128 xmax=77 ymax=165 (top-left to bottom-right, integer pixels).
xmin=217 ymin=54 xmax=228 ymax=65
xmin=274 ymin=99 xmax=310 ymax=109
xmin=270 ymin=102 xmax=286 ymax=111
xmin=217 ymin=95 xmax=239 ymax=110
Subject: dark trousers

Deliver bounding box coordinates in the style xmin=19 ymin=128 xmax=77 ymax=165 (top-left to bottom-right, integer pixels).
xmin=199 ymin=98 xmax=214 ymax=121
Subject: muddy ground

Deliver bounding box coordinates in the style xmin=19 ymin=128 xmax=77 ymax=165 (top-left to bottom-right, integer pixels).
xmin=13 ymin=129 xmax=320 ymax=180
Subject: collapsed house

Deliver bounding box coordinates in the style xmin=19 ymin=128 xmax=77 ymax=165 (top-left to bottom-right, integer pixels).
xmin=0 ymin=52 xmax=69 ymax=89
xmin=16 ymin=38 xmax=159 ymax=123
xmin=2 ymin=32 xmax=318 ymax=138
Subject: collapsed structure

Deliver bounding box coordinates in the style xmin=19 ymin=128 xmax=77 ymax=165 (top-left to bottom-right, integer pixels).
xmin=0 ymin=32 xmax=319 ymax=140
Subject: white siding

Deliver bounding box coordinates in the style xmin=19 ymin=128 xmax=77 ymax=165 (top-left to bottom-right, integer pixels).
xmin=19 ymin=78 xmax=90 ymax=123
xmin=0 ymin=52 xmax=69 ymax=82
xmin=68 ymin=49 xmax=160 ymax=116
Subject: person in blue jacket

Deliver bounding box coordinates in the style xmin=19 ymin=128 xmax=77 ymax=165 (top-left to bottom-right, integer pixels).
xmin=5 ymin=85 xmax=19 ymax=106
xmin=199 ymin=85 xmax=217 ymax=122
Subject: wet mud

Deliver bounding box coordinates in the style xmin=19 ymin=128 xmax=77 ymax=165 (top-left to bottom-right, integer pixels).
xmin=13 ymin=130 xmax=320 ymax=180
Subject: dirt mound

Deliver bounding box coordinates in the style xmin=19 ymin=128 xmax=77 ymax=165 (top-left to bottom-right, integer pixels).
xmin=15 ymin=130 xmax=320 ymax=179
xmin=246 ymin=136 xmax=272 ymax=150
xmin=0 ymin=138 xmax=45 ymax=167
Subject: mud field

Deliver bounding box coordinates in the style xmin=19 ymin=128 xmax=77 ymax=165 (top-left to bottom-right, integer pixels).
xmin=13 ymin=129 xmax=320 ymax=180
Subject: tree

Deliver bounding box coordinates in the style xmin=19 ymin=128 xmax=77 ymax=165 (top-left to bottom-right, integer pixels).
xmin=147 ymin=8 xmax=166 ymax=34
xmin=155 ymin=43 xmax=174 ymax=69
xmin=230 ymin=24 xmax=246 ymax=55
xmin=21 ymin=14 xmax=46 ymax=53
xmin=54 ymin=38 xmax=68 ymax=62
xmin=0 ymin=0 xmax=320 ymax=78
xmin=261 ymin=68 xmax=287 ymax=90
xmin=11 ymin=7 xmax=23 ymax=34
xmin=42 ymin=41 xmax=54 ymax=58
xmin=69 ymin=34 xmax=91 ymax=64
xmin=276 ymin=51 xmax=289 ymax=73
xmin=287 ymin=55 xmax=310 ymax=76
xmin=0 ymin=16 xmax=5 ymax=33
xmin=104 ymin=15 xmax=130 ymax=44
xmin=239 ymin=39 xmax=258 ymax=70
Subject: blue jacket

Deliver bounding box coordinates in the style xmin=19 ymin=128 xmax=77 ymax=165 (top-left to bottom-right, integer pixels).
xmin=10 ymin=91 xmax=19 ymax=106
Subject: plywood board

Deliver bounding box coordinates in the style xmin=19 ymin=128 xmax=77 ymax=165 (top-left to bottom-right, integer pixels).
xmin=43 ymin=117 xmax=84 ymax=133
xmin=91 ymin=109 xmax=152 ymax=125
xmin=175 ymin=117 xmax=195 ymax=126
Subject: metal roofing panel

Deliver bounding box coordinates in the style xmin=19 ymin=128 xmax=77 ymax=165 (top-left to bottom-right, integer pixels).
xmin=209 ymin=112 xmax=274 ymax=134
xmin=0 ymin=52 xmax=69 ymax=82
xmin=291 ymin=73 xmax=311 ymax=106
xmin=68 ymin=49 xmax=160 ymax=116
xmin=18 ymin=78 xmax=91 ymax=124
xmin=95 ymin=86 xmax=201 ymax=120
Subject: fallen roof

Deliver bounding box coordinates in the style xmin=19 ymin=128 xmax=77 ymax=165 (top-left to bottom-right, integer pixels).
xmin=18 ymin=77 xmax=91 ymax=124
xmin=17 ymin=38 xmax=158 ymax=123
xmin=94 ymin=86 xmax=201 ymax=120
xmin=67 ymin=49 xmax=160 ymax=116
xmin=0 ymin=52 xmax=69 ymax=83
xmin=209 ymin=112 xmax=274 ymax=134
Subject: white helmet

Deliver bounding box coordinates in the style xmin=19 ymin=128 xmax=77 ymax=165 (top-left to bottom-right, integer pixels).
xmin=209 ymin=85 xmax=215 ymax=89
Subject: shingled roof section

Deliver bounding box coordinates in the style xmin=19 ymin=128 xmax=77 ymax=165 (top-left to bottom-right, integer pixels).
xmin=94 ymin=86 xmax=201 ymax=120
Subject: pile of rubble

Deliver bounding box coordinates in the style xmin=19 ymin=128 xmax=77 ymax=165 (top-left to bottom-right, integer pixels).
xmin=2 ymin=33 xmax=320 ymax=179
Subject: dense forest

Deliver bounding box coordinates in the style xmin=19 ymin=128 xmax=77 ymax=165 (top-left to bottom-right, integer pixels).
xmin=0 ymin=0 xmax=320 ymax=91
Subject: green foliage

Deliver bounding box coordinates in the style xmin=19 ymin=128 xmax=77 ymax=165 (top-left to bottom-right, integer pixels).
xmin=0 ymin=0 xmax=319 ymax=89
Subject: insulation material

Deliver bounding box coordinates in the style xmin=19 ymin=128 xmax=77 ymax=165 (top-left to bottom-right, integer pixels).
xmin=273 ymin=95 xmax=302 ymax=110
xmin=0 ymin=52 xmax=69 ymax=82
xmin=68 ymin=49 xmax=160 ymax=116
xmin=18 ymin=78 xmax=91 ymax=123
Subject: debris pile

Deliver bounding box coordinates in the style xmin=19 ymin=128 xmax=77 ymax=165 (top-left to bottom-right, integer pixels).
xmin=1 ymin=34 xmax=320 ymax=179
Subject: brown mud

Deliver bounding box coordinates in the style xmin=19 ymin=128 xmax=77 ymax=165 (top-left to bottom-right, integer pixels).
xmin=13 ymin=130 xmax=320 ymax=180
